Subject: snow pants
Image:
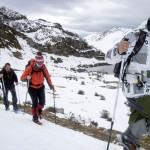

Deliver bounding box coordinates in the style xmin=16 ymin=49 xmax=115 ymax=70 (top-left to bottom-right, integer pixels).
xmin=28 ymin=85 xmax=45 ymax=116
xmin=123 ymin=96 xmax=150 ymax=147
xmin=3 ymin=86 xmax=18 ymax=110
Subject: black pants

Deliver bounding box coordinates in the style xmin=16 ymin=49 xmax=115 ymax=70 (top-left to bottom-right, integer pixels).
xmin=3 ymin=86 xmax=18 ymax=109
xmin=28 ymin=85 xmax=45 ymax=108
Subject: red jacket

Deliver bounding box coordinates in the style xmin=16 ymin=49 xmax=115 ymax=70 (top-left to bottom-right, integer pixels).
xmin=20 ymin=60 xmax=53 ymax=89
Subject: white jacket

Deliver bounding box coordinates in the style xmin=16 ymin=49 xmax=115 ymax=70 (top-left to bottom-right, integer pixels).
xmin=105 ymin=29 xmax=150 ymax=98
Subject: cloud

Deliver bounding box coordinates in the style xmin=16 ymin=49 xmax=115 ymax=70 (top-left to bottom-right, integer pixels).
xmin=1 ymin=0 xmax=150 ymax=36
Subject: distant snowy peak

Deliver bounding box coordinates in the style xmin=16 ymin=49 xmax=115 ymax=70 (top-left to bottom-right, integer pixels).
xmin=85 ymin=28 xmax=130 ymax=42
xmin=137 ymin=20 xmax=147 ymax=30
xmin=66 ymin=29 xmax=94 ymax=37
xmin=85 ymin=32 xmax=103 ymax=41
xmin=84 ymin=28 xmax=131 ymax=54
xmin=103 ymin=28 xmax=131 ymax=37
xmin=0 ymin=6 xmax=27 ymax=20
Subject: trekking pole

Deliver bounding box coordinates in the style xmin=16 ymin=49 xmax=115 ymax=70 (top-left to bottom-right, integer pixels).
xmin=24 ymin=80 xmax=29 ymax=114
xmin=1 ymin=77 xmax=6 ymax=96
xmin=106 ymin=57 xmax=126 ymax=150
xmin=17 ymin=84 xmax=21 ymax=110
xmin=106 ymin=39 xmax=129 ymax=150
xmin=0 ymin=85 xmax=3 ymax=101
xmin=53 ymin=90 xmax=57 ymax=124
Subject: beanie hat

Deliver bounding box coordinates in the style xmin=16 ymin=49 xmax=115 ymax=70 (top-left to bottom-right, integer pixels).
xmin=4 ymin=63 xmax=11 ymax=67
xmin=147 ymin=17 xmax=150 ymax=31
xmin=35 ymin=52 xmax=44 ymax=65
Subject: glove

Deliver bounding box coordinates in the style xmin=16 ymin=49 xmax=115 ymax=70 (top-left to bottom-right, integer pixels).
xmin=50 ymin=85 xmax=55 ymax=91
xmin=0 ymin=74 xmax=3 ymax=78
xmin=15 ymin=82 xmax=19 ymax=86
xmin=27 ymin=75 xmax=31 ymax=80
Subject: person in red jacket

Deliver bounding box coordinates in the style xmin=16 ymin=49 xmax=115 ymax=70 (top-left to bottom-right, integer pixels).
xmin=21 ymin=51 xmax=55 ymax=124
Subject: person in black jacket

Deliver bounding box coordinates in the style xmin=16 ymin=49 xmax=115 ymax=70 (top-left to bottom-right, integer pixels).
xmin=0 ymin=63 xmax=19 ymax=111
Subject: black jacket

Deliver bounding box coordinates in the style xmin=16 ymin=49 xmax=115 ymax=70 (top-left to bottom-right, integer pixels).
xmin=0 ymin=68 xmax=18 ymax=88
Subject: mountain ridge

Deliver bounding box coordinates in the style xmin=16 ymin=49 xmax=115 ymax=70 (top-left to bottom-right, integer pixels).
xmin=84 ymin=28 xmax=131 ymax=54
xmin=0 ymin=6 xmax=105 ymax=60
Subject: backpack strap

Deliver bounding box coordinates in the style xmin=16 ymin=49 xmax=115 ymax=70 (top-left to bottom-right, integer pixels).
xmin=122 ymin=30 xmax=147 ymax=82
xmin=29 ymin=64 xmax=46 ymax=77
xmin=132 ymin=30 xmax=147 ymax=55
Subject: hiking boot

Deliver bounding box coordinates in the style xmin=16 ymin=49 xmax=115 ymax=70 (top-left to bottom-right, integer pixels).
xmin=13 ymin=105 xmax=19 ymax=112
xmin=123 ymin=143 xmax=136 ymax=150
xmin=33 ymin=115 xmax=42 ymax=125
xmin=38 ymin=109 xmax=44 ymax=119
xmin=5 ymin=107 xmax=10 ymax=111
xmin=128 ymin=143 xmax=136 ymax=150
xmin=33 ymin=115 xmax=38 ymax=122
xmin=5 ymin=105 xmax=10 ymax=111
xmin=37 ymin=105 xmax=44 ymax=119
xmin=117 ymin=134 xmax=140 ymax=150
xmin=13 ymin=108 xmax=20 ymax=113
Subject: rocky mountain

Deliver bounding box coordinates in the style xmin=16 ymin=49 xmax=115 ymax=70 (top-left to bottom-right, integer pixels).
xmin=0 ymin=23 xmax=21 ymax=49
xmin=84 ymin=28 xmax=131 ymax=54
xmin=0 ymin=6 xmax=105 ymax=60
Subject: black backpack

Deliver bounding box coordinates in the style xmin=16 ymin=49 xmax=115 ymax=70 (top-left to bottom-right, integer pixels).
xmin=113 ymin=30 xmax=147 ymax=80
xmin=25 ymin=60 xmax=32 ymax=69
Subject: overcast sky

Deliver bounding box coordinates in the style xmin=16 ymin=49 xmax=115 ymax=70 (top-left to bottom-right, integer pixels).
xmin=1 ymin=0 xmax=150 ymax=36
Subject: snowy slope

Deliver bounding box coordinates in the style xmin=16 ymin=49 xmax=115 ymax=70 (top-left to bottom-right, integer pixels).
xmin=84 ymin=28 xmax=131 ymax=54
xmin=0 ymin=6 xmax=131 ymax=135
xmin=0 ymin=7 xmax=149 ymax=150
xmin=0 ymin=43 xmax=129 ymax=133
xmin=0 ymin=7 xmax=135 ymax=146
xmin=0 ymin=105 xmax=122 ymax=150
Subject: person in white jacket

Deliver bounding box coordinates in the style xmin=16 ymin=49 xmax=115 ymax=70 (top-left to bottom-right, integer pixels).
xmin=105 ymin=18 xmax=150 ymax=150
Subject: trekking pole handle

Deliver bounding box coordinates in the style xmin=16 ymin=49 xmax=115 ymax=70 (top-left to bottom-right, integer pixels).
xmin=123 ymin=38 xmax=129 ymax=41
xmin=121 ymin=38 xmax=129 ymax=55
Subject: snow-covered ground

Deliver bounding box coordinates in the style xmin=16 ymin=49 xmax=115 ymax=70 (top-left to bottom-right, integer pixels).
xmin=0 ymin=105 xmax=123 ymax=150
xmin=0 ymin=31 xmax=130 ymax=150
xmin=0 ymin=9 xmax=148 ymax=149
xmin=0 ymin=39 xmax=129 ymax=133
